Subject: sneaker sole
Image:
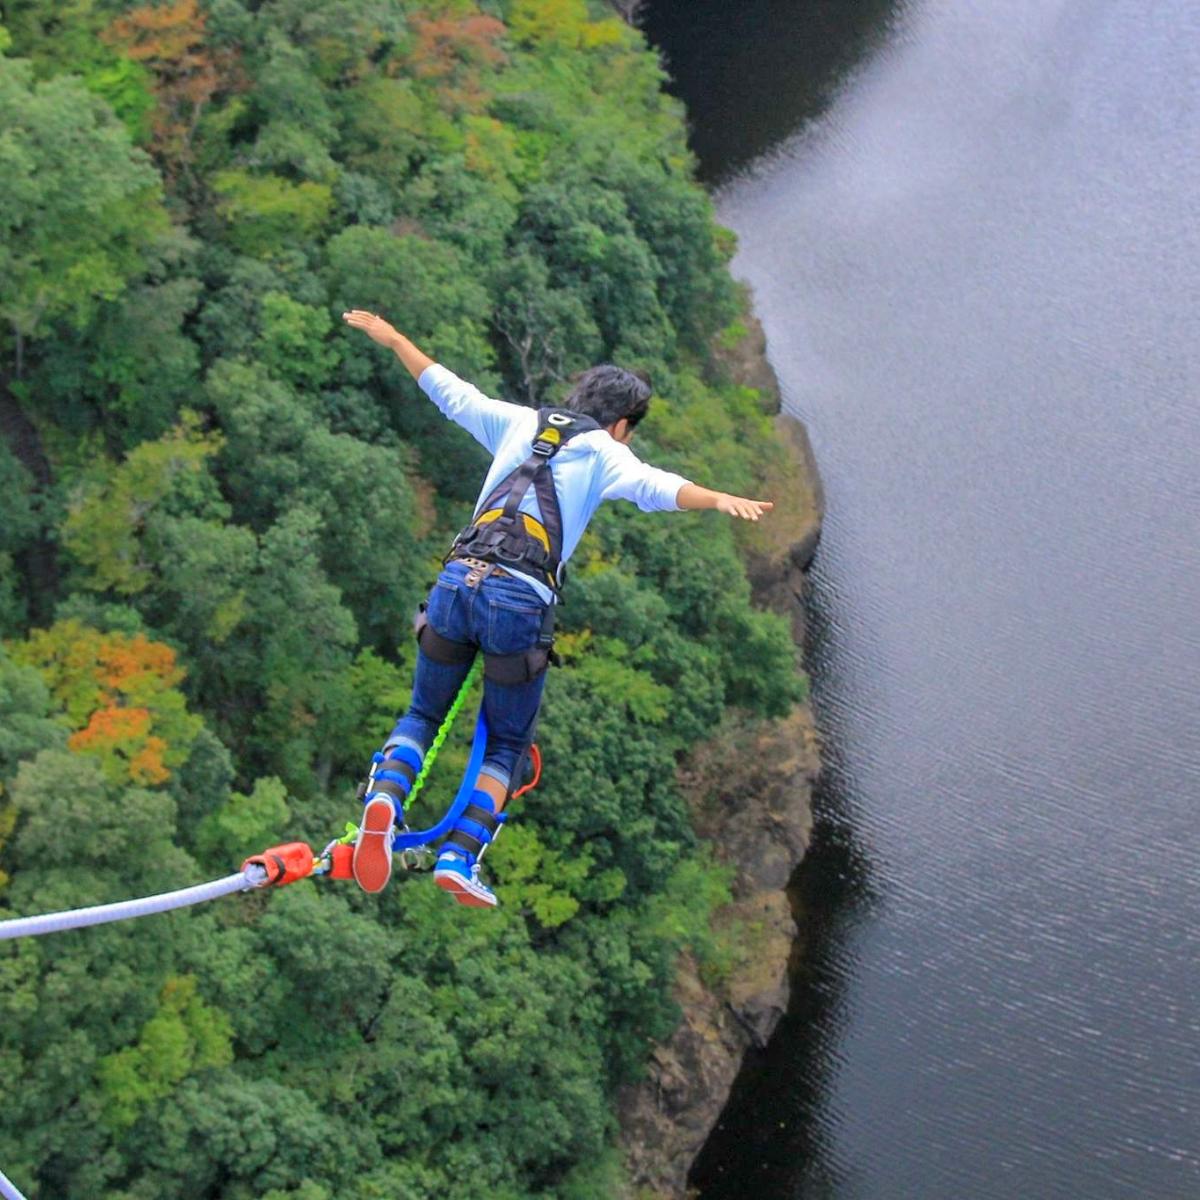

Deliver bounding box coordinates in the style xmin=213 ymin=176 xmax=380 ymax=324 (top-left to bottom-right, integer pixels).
xmin=352 ymin=797 xmax=395 ymax=894
xmin=433 ymin=868 xmax=498 ymax=908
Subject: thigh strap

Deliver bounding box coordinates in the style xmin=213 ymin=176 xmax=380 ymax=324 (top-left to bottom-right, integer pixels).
xmin=414 ymin=602 xmax=477 ymax=665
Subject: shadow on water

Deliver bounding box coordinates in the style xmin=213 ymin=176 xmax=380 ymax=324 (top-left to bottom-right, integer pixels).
xmin=640 ymin=2 xmax=900 ymax=1195
xmin=641 ymin=0 xmax=900 ymax=186
xmin=689 ymin=573 xmax=878 ymax=1199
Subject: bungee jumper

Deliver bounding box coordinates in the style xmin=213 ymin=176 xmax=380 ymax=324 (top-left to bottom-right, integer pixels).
xmin=0 ymin=319 xmax=776 ymax=1200
xmin=339 ymin=309 xmax=775 ymax=908
xmin=0 ymin=322 xmax=775 ymax=942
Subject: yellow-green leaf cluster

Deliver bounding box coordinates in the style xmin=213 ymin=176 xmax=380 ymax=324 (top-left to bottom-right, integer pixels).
xmin=96 ymin=975 xmax=234 ymax=1130
xmin=63 ymin=413 xmax=223 ymax=596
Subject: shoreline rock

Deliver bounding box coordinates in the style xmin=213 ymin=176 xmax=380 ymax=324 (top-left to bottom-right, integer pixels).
xmin=617 ymin=305 xmax=824 ymax=1197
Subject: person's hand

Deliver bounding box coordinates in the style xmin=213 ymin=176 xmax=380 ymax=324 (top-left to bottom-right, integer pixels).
xmin=715 ymin=493 xmax=775 ymax=521
xmin=342 ymin=309 xmax=400 ymax=349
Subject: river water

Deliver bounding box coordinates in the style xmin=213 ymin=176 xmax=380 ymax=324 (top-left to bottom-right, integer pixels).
xmin=643 ymin=1 xmax=1200 ymax=1197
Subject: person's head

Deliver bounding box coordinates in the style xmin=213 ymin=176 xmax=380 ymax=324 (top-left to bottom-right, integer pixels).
xmin=565 ymin=365 xmax=652 ymax=443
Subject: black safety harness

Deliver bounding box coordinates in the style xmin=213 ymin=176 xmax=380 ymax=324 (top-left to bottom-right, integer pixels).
xmin=449 ymin=406 xmax=600 ymax=592
xmin=414 ymin=406 xmax=600 ymax=687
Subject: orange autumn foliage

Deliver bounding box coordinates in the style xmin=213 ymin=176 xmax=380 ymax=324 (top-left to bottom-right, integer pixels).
xmin=402 ymin=11 xmax=506 ymax=114
xmin=98 ymin=637 xmax=182 ymax=694
xmin=10 ymin=621 xmax=202 ymax=786
xmin=69 ymin=707 xmax=170 ymax=785
xmin=103 ymin=0 xmax=239 ymax=169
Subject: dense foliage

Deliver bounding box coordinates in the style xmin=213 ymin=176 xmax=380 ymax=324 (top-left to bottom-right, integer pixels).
xmin=0 ymin=2 xmax=804 ymax=1196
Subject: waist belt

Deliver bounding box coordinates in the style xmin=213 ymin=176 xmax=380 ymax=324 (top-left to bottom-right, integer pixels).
xmin=452 ymin=557 xmax=510 ymax=586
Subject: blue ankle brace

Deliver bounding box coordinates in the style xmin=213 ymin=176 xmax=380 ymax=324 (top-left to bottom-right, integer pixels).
xmin=440 ymin=790 xmax=507 ymax=865
xmin=368 ymin=744 xmax=424 ymax=820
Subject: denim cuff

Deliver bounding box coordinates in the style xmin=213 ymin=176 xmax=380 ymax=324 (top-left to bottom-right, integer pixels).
xmin=479 ymin=764 xmax=512 ymax=790
xmin=385 ymin=735 xmax=426 ymax=761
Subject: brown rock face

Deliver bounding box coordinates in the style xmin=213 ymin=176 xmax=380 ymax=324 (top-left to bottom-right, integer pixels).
xmin=617 ymin=709 xmax=820 ymax=1198
xmin=617 ymin=305 xmax=824 ymax=1198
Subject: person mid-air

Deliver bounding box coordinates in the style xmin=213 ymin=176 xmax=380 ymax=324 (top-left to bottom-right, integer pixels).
xmin=342 ymin=310 xmax=774 ymax=908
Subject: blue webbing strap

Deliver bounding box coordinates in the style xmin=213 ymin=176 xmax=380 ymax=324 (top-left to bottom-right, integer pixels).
xmin=391 ymin=705 xmax=489 ymax=851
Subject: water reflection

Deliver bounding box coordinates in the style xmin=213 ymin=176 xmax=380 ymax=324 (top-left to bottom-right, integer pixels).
xmin=642 ymin=2 xmax=899 ymax=1195
xmin=641 ymin=0 xmax=901 ymax=185
xmin=652 ymin=0 xmax=1200 ymax=1196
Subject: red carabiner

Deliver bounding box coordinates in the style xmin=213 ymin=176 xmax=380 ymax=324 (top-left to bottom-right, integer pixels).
xmin=511 ymin=743 xmax=542 ymax=799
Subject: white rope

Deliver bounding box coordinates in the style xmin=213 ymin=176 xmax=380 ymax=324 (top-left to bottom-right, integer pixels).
xmin=0 ymin=1166 xmax=28 ymax=1200
xmin=0 ymin=864 xmax=272 ymax=1199
xmin=0 ymin=866 xmax=268 ymax=942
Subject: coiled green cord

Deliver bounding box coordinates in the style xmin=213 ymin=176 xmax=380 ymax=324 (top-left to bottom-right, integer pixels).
xmin=406 ymin=657 xmax=482 ymax=808
xmin=334 ymin=656 xmax=483 ymax=849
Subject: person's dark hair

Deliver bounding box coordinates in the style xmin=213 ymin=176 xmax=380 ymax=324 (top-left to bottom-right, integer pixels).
xmin=564 ymin=365 xmax=652 ymax=430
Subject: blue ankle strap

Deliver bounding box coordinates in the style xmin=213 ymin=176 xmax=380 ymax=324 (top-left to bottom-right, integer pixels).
xmin=367 ymin=744 xmax=423 ymax=821
xmin=440 ymin=793 xmax=508 ymax=864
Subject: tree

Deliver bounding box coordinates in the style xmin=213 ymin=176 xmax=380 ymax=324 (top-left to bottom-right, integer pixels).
xmin=211 ymin=169 xmax=334 ymax=256
xmin=0 ymin=54 xmax=166 ymax=355
xmin=9 ymin=620 xmax=203 ymax=785
xmin=508 ymin=0 xmax=592 ymax=50
xmin=0 ymin=442 xmax=38 ymax=633
xmin=257 ymin=291 xmax=337 ymax=391
xmin=96 ymin=974 xmax=234 ymax=1131
xmin=239 ymin=506 xmax=358 ymax=785
xmin=0 ymin=43 xmax=170 ymax=621
xmin=0 ymin=644 xmax=64 ymax=890
xmin=339 ymin=75 xmax=428 ymax=181
xmin=203 ymin=358 xmax=429 ymax=648
xmin=0 ymin=644 xmax=63 ymax=786
xmin=402 ymin=9 xmax=506 ymax=115
xmin=102 ymin=0 xmax=238 ymax=176
xmin=61 ymin=413 xmax=226 ymax=596
xmin=325 ymin=225 xmax=499 ymax=499
xmin=193 ymin=775 xmax=288 ymax=869
xmin=509 ymin=173 xmax=676 ymax=362
xmin=491 ymin=250 xmax=601 ymax=403
xmin=22 ymin=254 xmax=202 ymax=451
xmin=0 ymin=751 xmax=246 ymax=1200
xmin=255 ymin=0 xmax=406 ymax=85
xmin=325 ymin=226 xmax=496 ymax=383
xmin=0 ymin=5 xmax=814 ymax=1195
xmin=236 ymin=29 xmax=338 ymax=182
xmin=395 ymin=157 xmax=519 ymax=268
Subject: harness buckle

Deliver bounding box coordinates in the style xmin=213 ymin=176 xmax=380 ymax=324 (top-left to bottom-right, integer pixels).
xmin=398 ymin=840 xmax=433 ymax=872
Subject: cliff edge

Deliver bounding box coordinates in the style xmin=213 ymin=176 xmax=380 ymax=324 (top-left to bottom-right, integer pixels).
xmin=618 ymin=307 xmax=824 ymax=1196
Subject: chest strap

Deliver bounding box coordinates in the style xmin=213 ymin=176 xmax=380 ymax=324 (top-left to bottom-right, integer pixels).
xmin=447 ymin=407 xmax=600 ymax=592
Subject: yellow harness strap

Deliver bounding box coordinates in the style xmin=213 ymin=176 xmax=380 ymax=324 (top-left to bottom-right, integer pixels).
xmin=472 ymin=509 xmax=551 ymax=553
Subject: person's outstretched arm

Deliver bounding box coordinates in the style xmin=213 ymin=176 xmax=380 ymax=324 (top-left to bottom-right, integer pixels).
xmin=342 ymin=310 xmax=433 ymax=379
xmin=676 ymin=483 xmax=775 ymax=522
xmin=343 ymin=309 xmax=526 ymax=454
xmin=598 ymin=441 xmax=774 ymax=521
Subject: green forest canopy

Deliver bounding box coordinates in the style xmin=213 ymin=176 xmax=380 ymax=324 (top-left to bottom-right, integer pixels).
xmin=0 ymin=2 xmax=806 ymax=1196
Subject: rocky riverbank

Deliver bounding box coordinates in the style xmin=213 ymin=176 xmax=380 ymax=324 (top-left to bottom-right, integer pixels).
xmin=617 ymin=308 xmax=824 ymax=1197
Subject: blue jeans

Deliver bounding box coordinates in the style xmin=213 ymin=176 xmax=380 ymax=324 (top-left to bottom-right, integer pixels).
xmin=386 ymin=562 xmax=548 ymax=791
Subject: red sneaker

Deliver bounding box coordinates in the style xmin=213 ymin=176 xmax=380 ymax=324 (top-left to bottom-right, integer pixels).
xmin=352 ymin=797 xmax=395 ymax=893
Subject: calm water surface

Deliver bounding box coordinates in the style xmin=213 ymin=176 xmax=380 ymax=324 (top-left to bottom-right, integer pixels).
xmin=644 ymin=1 xmax=1200 ymax=1196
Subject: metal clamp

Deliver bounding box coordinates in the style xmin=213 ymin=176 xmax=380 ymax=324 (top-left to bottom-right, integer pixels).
xmin=398 ymin=843 xmax=434 ymax=871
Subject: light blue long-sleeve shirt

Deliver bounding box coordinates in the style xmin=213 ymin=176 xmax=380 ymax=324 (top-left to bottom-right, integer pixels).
xmin=419 ymin=364 xmax=692 ymax=603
